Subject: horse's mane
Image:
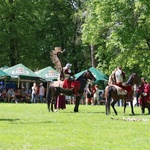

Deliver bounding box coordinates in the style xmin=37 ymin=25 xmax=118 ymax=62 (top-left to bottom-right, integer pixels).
xmin=126 ymin=73 xmax=137 ymax=85
xmin=76 ymin=70 xmax=88 ymax=81
xmin=50 ymin=47 xmax=65 ymax=72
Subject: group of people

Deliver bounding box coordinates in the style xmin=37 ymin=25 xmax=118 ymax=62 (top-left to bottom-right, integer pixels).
xmin=85 ymin=80 xmax=105 ymax=106
xmin=0 ymin=82 xmax=46 ymax=103
xmin=0 ymin=86 xmax=30 ymax=103
xmin=31 ymin=82 xmax=45 ymax=103
xmin=2 ymin=62 xmax=149 ymax=114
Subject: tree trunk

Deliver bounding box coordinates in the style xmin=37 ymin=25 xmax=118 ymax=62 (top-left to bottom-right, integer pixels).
xmin=90 ymin=44 xmax=95 ymax=67
xmin=9 ymin=0 xmax=18 ymax=66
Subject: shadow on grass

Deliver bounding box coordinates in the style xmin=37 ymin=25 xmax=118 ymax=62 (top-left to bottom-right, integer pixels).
xmin=9 ymin=120 xmax=65 ymax=124
xmin=60 ymin=111 xmax=106 ymax=114
xmin=0 ymin=118 xmax=20 ymax=122
xmin=129 ymin=113 xmax=150 ymax=116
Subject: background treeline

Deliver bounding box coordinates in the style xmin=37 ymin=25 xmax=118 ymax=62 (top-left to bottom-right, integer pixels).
xmin=0 ymin=0 xmax=149 ymax=81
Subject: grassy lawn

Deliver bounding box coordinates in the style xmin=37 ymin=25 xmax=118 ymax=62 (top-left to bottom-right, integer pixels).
xmin=0 ymin=103 xmax=150 ymax=150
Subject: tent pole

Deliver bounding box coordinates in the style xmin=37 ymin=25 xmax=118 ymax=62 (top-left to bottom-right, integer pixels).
xmin=46 ymin=81 xmax=50 ymax=97
xmin=18 ymin=77 xmax=20 ymax=88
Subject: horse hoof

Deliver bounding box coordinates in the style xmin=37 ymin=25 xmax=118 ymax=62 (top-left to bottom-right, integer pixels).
xmin=74 ymin=109 xmax=78 ymax=113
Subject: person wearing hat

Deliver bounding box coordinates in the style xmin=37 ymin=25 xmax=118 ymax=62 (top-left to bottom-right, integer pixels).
xmin=63 ymin=63 xmax=74 ymax=89
xmin=62 ymin=63 xmax=80 ymax=96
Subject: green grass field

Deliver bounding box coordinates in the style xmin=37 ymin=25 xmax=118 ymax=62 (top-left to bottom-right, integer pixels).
xmin=0 ymin=103 xmax=150 ymax=150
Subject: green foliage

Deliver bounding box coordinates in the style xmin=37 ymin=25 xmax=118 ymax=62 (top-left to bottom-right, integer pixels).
xmin=0 ymin=0 xmax=91 ymax=73
xmin=0 ymin=0 xmax=149 ymax=80
xmin=81 ymin=0 xmax=150 ymax=81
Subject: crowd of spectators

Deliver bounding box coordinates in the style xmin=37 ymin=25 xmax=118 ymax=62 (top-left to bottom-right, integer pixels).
xmin=0 ymin=80 xmax=106 ymax=105
xmin=0 ymin=82 xmax=45 ymax=103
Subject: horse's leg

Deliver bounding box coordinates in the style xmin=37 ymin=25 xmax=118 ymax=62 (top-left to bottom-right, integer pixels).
xmin=130 ymin=100 xmax=135 ymax=115
xmin=51 ymin=101 xmax=53 ymax=112
xmin=105 ymin=99 xmax=111 ymax=115
xmin=111 ymin=99 xmax=118 ymax=115
xmin=136 ymin=93 xmax=139 ymax=107
xmin=74 ymin=96 xmax=80 ymax=112
xmin=148 ymin=104 xmax=150 ymax=114
xmin=47 ymin=97 xmax=50 ymax=112
xmin=124 ymin=100 xmax=127 ymax=114
xmin=46 ymin=88 xmax=51 ymax=112
xmin=51 ymin=96 xmax=57 ymax=112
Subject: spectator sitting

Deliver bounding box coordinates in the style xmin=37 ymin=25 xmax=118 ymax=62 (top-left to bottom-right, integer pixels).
xmin=15 ymin=88 xmax=26 ymax=103
xmin=7 ymin=88 xmax=17 ymax=103
xmin=2 ymin=89 xmax=7 ymax=102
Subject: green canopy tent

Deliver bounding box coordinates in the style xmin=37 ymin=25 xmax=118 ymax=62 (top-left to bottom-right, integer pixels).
xmin=35 ymin=66 xmax=59 ymax=81
xmin=0 ymin=69 xmax=11 ymax=87
xmin=0 ymin=70 xmax=11 ymax=79
xmin=4 ymin=63 xmax=44 ymax=87
xmin=35 ymin=66 xmax=59 ymax=97
xmin=75 ymin=67 xmax=108 ymax=88
xmin=0 ymin=66 xmax=9 ymax=70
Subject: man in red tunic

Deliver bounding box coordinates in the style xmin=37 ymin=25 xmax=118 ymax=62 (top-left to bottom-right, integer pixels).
xmin=138 ymin=77 xmax=150 ymax=114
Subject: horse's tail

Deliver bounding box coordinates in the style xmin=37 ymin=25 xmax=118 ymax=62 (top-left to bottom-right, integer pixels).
xmin=46 ymin=86 xmax=51 ymax=112
xmin=105 ymin=86 xmax=112 ymax=115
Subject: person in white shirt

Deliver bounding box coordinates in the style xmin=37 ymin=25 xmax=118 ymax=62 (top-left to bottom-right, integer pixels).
xmin=31 ymin=83 xmax=38 ymax=103
xmin=39 ymin=83 xmax=45 ymax=103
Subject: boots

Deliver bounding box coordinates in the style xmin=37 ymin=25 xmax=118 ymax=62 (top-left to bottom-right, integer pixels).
xmin=141 ymin=108 xmax=145 ymax=114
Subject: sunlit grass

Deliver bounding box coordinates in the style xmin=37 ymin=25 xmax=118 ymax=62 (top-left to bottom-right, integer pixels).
xmin=0 ymin=103 xmax=150 ymax=150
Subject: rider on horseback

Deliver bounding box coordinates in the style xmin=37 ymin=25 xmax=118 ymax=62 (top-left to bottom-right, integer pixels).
xmin=63 ymin=63 xmax=74 ymax=89
xmin=62 ymin=63 xmax=80 ymax=96
xmin=114 ymin=66 xmax=125 ymax=87
xmin=109 ymin=66 xmax=131 ymax=101
xmin=108 ymin=68 xmax=117 ymax=85
xmin=108 ymin=66 xmax=125 ymax=86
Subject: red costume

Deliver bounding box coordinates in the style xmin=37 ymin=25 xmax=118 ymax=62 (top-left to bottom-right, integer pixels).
xmin=62 ymin=63 xmax=80 ymax=96
xmin=138 ymin=81 xmax=150 ymax=106
xmin=63 ymin=67 xmax=73 ymax=89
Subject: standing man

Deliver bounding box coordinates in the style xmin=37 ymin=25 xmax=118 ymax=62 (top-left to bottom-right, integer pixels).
xmin=138 ymin=78 xmax=150 ymax=114
xmin=39 ymin=83 xmax=45 ymax=103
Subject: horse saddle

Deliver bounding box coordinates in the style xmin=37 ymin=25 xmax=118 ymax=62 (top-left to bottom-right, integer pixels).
xmin=112 ymin=85 xmax=128 ymax=95
xmin=51 ymin=80 xmax=64 ymax=88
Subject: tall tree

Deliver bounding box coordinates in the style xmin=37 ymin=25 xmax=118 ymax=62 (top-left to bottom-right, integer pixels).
xmin=81 ymin=0 xmax=150 ymax=81
xmin=0 ymin=0 xmax=92 ymax=73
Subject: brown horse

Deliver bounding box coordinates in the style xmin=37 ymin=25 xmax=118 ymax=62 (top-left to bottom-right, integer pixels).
xmin=105 ymin=73 xmax=138 ymax=115
xmin=46 ymin=69 xmax=96 ymax=112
